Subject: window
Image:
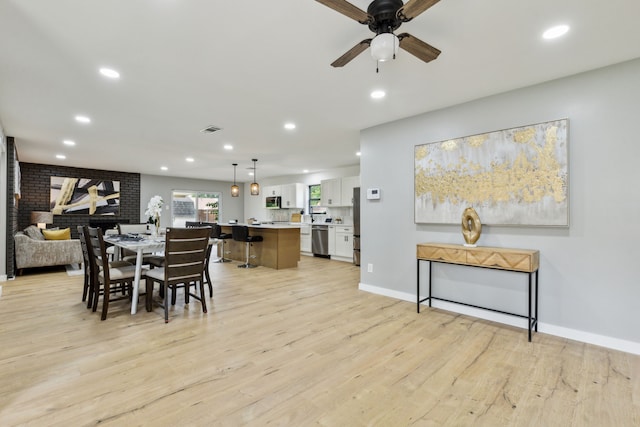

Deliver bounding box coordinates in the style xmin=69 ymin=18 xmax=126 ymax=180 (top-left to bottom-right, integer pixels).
xmin=171 ymin=190 xmax=221 ymax=226
xmin=308 ymin=184 xmax=326 ymax=214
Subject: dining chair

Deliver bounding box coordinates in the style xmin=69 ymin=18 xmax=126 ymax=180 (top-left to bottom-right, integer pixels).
xmin=145 ymin=226 xmax=212 ymax=323
xmin=79 ymin=226 xmax=135 ymax=309
xmin=84 ymin=226 xmax=145 ymax=320
xmin=77 ymin=225 xmax=92 ymax=305
xmin=104 ymin=228 xmax=119 ymax=261
xmin=192 ymin=221 xmax=216 ymax=297
xmin=117 ymin=223 xmax=164 ymax=268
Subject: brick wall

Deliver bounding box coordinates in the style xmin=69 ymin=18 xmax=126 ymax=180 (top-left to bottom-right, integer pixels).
xmin=6 ymin=137 xmax=18 ymax=278
xmin=7 ymin=162 xmax=140 ymax=276
xmin=18 ymin=162 xmax=141 ymax=238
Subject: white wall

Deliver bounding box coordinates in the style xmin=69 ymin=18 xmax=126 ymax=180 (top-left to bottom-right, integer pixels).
xmin=140 ymin=174 xmax=244 ymax=227
xmin=360 ymin=58 xmax=640 ymax=353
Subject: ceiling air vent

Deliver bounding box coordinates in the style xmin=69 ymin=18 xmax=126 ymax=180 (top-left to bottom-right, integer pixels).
xmin=200 ymin=125 xmax=222 ymax=134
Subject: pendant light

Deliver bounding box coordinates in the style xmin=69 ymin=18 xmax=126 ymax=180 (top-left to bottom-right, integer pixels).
xmin=231 ymin=163 xmax=239 ymax=197
xmin=250 ymin=158 xmax=260 ymax=196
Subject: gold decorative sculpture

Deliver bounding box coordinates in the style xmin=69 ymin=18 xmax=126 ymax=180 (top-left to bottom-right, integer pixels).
xmin=461 ymin=207 xmax=481 ymax=247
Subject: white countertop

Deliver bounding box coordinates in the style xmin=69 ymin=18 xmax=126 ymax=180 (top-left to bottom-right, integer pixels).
xmin=221 ymin=222 xmax=303 ymax=229
xmin=220 ymin=222 xmax=353 ymax=229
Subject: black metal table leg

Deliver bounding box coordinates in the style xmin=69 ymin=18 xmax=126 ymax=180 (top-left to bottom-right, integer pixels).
xmin=528 ymin=272 xmax=532 ymax=342
xmin=428 ymin=261 xmax=432 ymax=308
xmin=535 ymin=270 xmax=539 ymax=332
xmin=417 ymin=259 xmax=420 ymax=313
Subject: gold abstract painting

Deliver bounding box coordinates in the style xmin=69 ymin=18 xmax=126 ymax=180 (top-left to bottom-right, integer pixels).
xmin=50 ymin=177 xmax=120 ymax=215
xmin=414 ymin=119 xmax=568 ymax=226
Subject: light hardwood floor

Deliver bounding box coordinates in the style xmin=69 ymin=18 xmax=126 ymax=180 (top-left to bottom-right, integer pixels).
xmin=1 ymin=257 xmax=639 ymax=426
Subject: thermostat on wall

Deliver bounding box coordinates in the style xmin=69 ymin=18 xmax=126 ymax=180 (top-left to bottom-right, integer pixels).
xmin=367 ymin=188 xmax=380 ymax=200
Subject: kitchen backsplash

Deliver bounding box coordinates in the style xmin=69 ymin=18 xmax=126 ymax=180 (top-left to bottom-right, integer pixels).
xmin=266 ymin=207 xmax=353 ymax=224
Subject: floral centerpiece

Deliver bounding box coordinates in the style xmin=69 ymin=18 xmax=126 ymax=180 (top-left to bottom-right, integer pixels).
xmin=145 ymin=195 xmax=164 ymax=235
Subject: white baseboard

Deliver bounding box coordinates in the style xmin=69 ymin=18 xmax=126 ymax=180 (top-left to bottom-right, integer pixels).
xmin=358 ymin=282 xmax=640 ymax=356
xmin=0 ymin=274 xmax=6 ymax=282
xmin=330 ymin=255 xmax=353 ymax=263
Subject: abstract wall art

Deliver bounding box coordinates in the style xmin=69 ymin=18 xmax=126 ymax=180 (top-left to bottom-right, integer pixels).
xmin=50 ymin=177 xmax=120 ymax=215
xmin=414 ymin=119 xmax=569 ymax=226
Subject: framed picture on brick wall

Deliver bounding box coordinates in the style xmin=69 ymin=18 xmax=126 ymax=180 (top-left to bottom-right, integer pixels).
xmin=50 ymin=177 xmax=120 ymax=215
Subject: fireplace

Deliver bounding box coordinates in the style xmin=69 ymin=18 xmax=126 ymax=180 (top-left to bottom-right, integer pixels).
xmin=89 ymin=218 xmax=129 ymax=231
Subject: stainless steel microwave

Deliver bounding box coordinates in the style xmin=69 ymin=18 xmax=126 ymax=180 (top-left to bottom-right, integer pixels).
xmin=266 ymin=196 xmax=281 ymax=209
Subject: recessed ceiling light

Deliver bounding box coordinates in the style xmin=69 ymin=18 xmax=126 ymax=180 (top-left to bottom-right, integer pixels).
xmin=356 ymin=151 xmax=361 ymax=156
xmin=248 ymin=172 xmax=254 ymax=176
xmin=63 ymin=139 xmax=76 ymax=146
xmin=223 ymin=144 xmax=233 ymax=150
xmin=99 ymin=67 xmax=120 ymax=79
xmin=303 ymin=169 xmax=309 ymax=173
xmin=186 ymin=157 xmax=194 ymax=162
xmin=370 ymin=90 xmax=386 ymax=99
xmin=161 ymin=166 xmax=168 ymax=171
xmin=75 ymin=115 xmax=91 ymax=123
xmin=56 ymin=154 xmax=66 ymax=160
xmin=543 ymin=24 xmax=569 ymax=40
xmin=284 ymin=123 xmax=296 ymax=130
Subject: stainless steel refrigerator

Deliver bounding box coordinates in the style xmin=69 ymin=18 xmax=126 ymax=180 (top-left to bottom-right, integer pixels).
xmin=353 ymin=187 xmax=360 ymax=266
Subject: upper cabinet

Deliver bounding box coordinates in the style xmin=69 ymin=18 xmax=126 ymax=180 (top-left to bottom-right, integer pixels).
xmin=281 ymin=183 xmax=304 ymax=209
xmin=263 ymin=183 xmax=304 ymax=209
xmin=340 ymin=176 xmax=360 ymax=206
xmin=263 ymin=185 xmax=282 ymax=197
xmin=321 ymin=176 xmax=360 ymax=207
xmin=320 ymin=178 xmax=342 ymax=206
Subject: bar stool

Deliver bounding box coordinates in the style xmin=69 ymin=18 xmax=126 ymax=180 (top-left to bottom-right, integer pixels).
xmin=231 ymin=225 xmax=263 ymax=268
xmin=212 ymin=224 xmax=232 ymax=263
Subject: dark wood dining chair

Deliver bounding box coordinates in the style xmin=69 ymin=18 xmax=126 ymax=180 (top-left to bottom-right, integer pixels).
xmin=117 ymin=223 xmax=164 ymax=268
xmin=145 ymin=226 xmax=211 ymax=323
xmin=77 ymin=225 xmax=92 ymax=305
xmin=193 ymin=221 xmax=216 ymax=297
xmin=84 ymin=226 xmax=144 ymax=320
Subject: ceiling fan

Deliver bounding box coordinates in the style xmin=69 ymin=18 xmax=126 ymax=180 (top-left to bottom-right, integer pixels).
xmin=316 ymin=0 xmax=442 ymax=68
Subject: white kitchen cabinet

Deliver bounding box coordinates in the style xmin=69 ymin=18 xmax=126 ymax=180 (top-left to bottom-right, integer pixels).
xmin=263 ymin=185 xmax=281 ymax=197
xmin=281 ymin=183 xmax=304 ymax=209
xmin=328 ymin=225 xmax=336 ymax=255
xmin=334 ymin=226 xmax=353 ymax=259
xmin=340 ymin=176 xmax=360 ymax=206
xmin=321 ymin=178 xmax=342 ymax=206
xmin=299 ymin=224 xmax=311 ymax=253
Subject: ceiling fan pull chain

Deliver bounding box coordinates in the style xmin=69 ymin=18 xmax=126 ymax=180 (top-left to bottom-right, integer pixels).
xmin=376 ymin=60 xmax=379 ymax=74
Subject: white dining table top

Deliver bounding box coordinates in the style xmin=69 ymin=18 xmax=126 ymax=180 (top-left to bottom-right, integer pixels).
xmin=104 ymin=234 xmax=165 ymax=250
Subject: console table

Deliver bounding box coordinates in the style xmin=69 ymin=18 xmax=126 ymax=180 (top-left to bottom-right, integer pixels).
xmin=416 ymin=243 xmax=540 ymax=341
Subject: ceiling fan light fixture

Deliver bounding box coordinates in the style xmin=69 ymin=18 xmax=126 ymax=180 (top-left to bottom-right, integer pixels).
xmin=370 ymin=33 xmax=399 ymax=62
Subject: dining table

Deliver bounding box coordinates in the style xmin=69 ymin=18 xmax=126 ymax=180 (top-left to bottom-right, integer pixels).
xmin=103 ymin=234 xmax=165 ymax=314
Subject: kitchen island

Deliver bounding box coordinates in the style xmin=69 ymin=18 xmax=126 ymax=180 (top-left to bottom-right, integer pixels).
xmin=220 ymin=223 xmax=301 ymax=269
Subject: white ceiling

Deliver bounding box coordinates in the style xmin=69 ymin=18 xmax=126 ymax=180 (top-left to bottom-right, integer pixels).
xmin=1 ymin=0 xmax=640 ymax=182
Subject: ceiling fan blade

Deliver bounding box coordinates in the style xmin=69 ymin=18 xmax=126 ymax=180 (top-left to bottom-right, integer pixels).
xmin=315 ymin=0 xmax=372 ymax=24
xmin=397 ymin=0 xmax=441 ymax=21
xmin=398 ymin=33 xmax=441 ymax=63
xmin=331 ymin=39 xmax=372 ymax=67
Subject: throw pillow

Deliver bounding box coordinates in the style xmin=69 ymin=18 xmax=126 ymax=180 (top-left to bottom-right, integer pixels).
xmin=42 ymin=227 xmax=71 ymax=240
xmin=24 ymin=225 xmax=45 ymax=241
